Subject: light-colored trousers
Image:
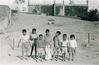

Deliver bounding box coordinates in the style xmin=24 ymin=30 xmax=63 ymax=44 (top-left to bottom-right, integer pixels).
xmin=45 ymin=44 xmax=52 ymax=60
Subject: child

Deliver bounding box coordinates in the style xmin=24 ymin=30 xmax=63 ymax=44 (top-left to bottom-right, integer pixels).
xmin=37 ymin=34 xmax=45 ymax=59
xmin=61 ymin=34 xmax=68 ymax=61
xmin=44 ymin=29 xmax=52 ymax=60
xmin=68 ymin=34 xmax=77 ymax=61
xmin=30 ymin=28 xmax=38 ymax=58
xmin=53 ymin=31 xmax=61 ymax=61
xmin=17 ymin=29 xmax=30 ymax=58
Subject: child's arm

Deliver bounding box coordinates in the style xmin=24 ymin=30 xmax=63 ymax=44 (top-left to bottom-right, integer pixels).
xmin=58 ymin=37 xmax=61 ymax=48
xmin=17 ymin=39 xmax=21 ymax=48
xmin=29 ymin=34 xmax=33 ymax=41
xmin=28 ymin=39 xmax=32 ymax=47
xmin=49 ymin=35 xmax=53 ymax=48
xmin=74 ymin=40 xmax=77 ymax=48
xmin=75 ymin=40 xmax=77 ymax=53
xmin=67 ymin=40 xmax=70 ymax=53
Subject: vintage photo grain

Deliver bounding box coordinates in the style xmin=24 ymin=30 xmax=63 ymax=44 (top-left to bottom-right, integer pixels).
xmin=0 ymin=0 xmax=99 ymax=65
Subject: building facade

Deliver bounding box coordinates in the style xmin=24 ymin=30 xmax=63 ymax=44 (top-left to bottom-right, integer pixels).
xmin=16 ymin=0 xmax=29 ymax=12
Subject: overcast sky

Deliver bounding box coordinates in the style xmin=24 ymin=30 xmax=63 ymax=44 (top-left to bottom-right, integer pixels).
xmin=0 ymin=0 xmax=87 ymax=5
xmin=0 ymin=0 xmax=99 ymax=10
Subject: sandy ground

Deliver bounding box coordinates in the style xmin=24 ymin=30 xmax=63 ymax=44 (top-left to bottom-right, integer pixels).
xmin=0 ymin=13 xmax=99 ymax=65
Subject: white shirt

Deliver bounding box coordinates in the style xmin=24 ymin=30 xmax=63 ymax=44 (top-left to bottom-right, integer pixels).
xmin=21 ymin=35 xmax=29 ymax=43
xmin=69 ymin=39 xmax=77 ymax=48
xmin=61 ymin=40 xmax=68 ymax=47
xmin=30 ymin=33 xmax=38 ymax=39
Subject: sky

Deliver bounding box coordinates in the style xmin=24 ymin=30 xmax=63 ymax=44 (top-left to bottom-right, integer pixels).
xmin=0 ymin=0 xmax=88 ymax=5
xmin=0 ymin=0 xmax=99 ymax=10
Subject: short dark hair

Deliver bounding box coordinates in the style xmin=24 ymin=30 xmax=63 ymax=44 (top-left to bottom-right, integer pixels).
xmin=39 ymin=34 xmax=43 ymax=37
xmin=70 ymin=34 xmax=75 ymax=39
xmin=32 ymin=28 xmax=36 ymax=31
xmin=63 ymin=34 xmax=67 ymax=37
xmin=56 ymin=31 xmax=61 ymax=35
xmin=45 ymin=29 xmax=50 ymax=33
xmin=22 ymin=29 xmax=27 ymax=33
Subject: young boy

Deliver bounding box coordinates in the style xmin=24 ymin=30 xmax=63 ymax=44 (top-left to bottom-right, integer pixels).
xmin=44 ymin=29 xmax=52 ymax=60
xmin=68 ymin=34 xmax=77 ymax=61
xmin=30 ymin=28 xmax=38 ymax=58
xmin=61 ymin=34 xmax=68 ymax=61
xmin=37 ymin=34 xmax=45 ymax=59
xmin=53 ymin=31 xmax=61 ymax=61
xmin=17 ymin=29 xmax=30 ymax=58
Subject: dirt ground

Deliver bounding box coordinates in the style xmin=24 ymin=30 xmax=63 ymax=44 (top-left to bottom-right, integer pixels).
xmin=0 ymin=13 xmax=99 ymax=65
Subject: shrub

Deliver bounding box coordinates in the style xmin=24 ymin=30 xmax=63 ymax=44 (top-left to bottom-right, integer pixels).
xmin=41 ymin=4 xmax=60 ymax=16
xmin=88 ymin=9 xmax=98 ymax=21
xmin=32 ymin=9 xmax=37 ymax=14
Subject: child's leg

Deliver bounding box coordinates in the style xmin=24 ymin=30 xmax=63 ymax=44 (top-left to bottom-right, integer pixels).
xmin=57 ymin=48 xmax=59 ymax=59
xmin=64 ymin=52 xmax=66 ymax=61
xmin=26 ymin=43 xmax=29 ymax=56
xmin=22 ymin=44 xmax=25 ymax=57
xmin=65 ymin=47 xmax=68 ymax=60
xmin=62 ymin=49 xmax=65 ymax=61
xmin=34 ymin=43 xmax=37 ymax=58
xmin=26 ymin=48 xmax=28 ymax=56
xmin=68 ymin=48 xmax=71 ymax=61
xmin=72 ymin=48 xmax=76 ymax=61
xmin=41 ymin=53 xmax=43 ymax=58
xmin=72 ymin=52 xmax=74 ymax=61
xmin=62 ymin=52 xmax=64 ymax=61
xmin=38 ymin=48 xmax=42 ymax=58
xmin=61 ymin=49 xmax=63 ymax=59
xmin=42 ymin=48 xmax=45 ymax=59
xmin=52 ymin=47 xmax=56 ymax=59
xmin=30 ymin=44 xmax=34 ymax=56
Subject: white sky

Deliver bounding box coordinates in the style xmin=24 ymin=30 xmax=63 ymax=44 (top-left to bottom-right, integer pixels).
xmin=28 ymin=0 xmax=87 ymax=5
xmin=0 ymin=0 xmax=88 ymax=5
xmin=0 ymin=0 xmax=99 ymax=10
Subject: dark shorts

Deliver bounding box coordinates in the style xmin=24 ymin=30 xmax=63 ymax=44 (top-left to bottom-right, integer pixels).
xmin=68 ymin=47 xmax=76 ymax=54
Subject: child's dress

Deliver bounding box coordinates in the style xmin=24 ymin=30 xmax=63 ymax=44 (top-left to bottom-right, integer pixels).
xmin=20 ymin=34 xmax=30 ymax=55
xmin=30 ymin=33 xmax=38 ymax=57
xmin=44 ymin=34 xmax=52 ymax=60
xmin=61 ymin=40 xmax=68 ymax=54
xmin=68 ymin=39 xmax=77 ymax=54
xmin=38 ymin=39 xmax=45 ymax=55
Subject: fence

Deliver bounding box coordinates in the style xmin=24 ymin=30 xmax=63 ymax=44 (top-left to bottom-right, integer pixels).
xmin=67 ymin=32 xmax=99 ymax=47
xmin=4 ymin=32 xmax=99 ymax=50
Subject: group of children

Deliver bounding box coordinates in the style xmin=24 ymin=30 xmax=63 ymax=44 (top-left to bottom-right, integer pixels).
xmin=17 ymin=28 xmax=77 ymax=61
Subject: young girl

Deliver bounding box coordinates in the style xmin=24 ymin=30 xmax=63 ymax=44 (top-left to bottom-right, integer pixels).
xmin=17 ymin=29 xmax=30 ymax=59
xmin=37 ymin=34 xmax=45 ymax=59
xmin=68 ymin=34 xmax=77 ymax=61
xmin=44 ymin=29 xmax=52 ymax=60
xmin=53 ymin=31 xmax=61 ymax=61
xmin=30 ymin=28 xmax=38 ymax=58
xmin=61 ymin=34 xmax=68 ymax=61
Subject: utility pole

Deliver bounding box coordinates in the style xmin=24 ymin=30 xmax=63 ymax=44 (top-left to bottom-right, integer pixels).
xmin=28 ymin=0 xmax=29 ymax=6
xmin=54 ymin=0 xmax=56 ymax=16
xmin=62 ymin=0 xmax=65 ymax=16
xmin=86 ymin=0 xmax=89 ymax=11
